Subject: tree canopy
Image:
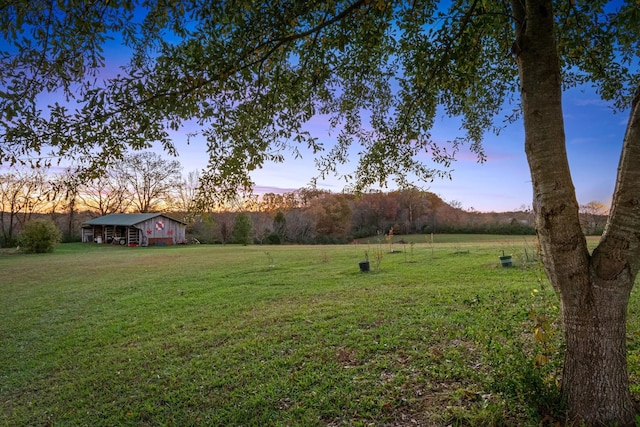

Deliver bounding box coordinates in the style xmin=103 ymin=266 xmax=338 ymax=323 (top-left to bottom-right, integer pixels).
xmin=2 ymin=1 xmax=636 ymax=199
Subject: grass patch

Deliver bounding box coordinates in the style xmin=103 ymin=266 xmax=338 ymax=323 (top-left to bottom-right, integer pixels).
xmin=1 ymin=237 xmax=637 ymax=425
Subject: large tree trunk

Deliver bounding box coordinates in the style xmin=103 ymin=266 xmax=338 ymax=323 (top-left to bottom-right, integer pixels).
xmin=561 ymin=274 xmax=635 ymax=424
xmin=513 ymin=0 xmax=638 ymax=424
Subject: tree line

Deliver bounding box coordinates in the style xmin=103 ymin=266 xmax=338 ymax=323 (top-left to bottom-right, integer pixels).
xmin=2 ymin=154 xmax=607 ymax=247
xmin=193 ymin=189 xmax=540 ymax=245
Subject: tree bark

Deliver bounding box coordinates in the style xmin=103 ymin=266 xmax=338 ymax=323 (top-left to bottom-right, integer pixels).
xmin=514 ymin=0 xmax=638 ymax=424
xmin=562 ymin=274 xmax=635 ymax=425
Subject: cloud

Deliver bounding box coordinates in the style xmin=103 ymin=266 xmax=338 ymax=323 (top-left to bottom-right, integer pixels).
xmin=253 ymin=185 xmax=300 ymax=194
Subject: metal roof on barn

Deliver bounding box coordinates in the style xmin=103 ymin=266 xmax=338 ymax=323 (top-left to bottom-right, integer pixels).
xmin=82 ymin=213 xmax=186 ymax=227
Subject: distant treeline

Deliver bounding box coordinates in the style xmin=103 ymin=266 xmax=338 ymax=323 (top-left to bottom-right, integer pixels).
xmin=2 ymin=188 xmax=606 ymax=247
xmin=188 ymin=189 xmax=538 ymax=245
xmin=424 ymin=221 xmax=536 ymax=236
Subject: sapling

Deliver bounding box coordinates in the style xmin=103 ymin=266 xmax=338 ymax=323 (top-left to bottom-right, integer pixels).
xmin=264 ymin=251 xmax=274 ymax=268
xmin=386 ymin=227 xmax=394 ymax=253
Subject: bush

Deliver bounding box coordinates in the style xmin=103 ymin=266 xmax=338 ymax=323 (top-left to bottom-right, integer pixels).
xmin=17 ymin=219 xmax=62 ymax=253
xmin=266 ymin=233 xmax=281 ymax=244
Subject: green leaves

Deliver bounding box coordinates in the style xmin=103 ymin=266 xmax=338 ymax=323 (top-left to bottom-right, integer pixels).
xmin=1 ymin=1 xmax=639 ymax=206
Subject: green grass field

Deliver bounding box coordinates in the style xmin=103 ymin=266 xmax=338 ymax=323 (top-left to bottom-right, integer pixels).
xmin=1 ymin=235 xmax=638 ymax=426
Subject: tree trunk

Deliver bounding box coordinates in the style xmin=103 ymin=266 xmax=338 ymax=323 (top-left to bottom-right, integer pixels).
xmin=514 ymin=0 xmax=638 ymax=424
xmin=561 ymin=273 xmax=635 ymax=425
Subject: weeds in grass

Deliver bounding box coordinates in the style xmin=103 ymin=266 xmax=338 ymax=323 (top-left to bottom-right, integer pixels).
xmin=452 ymin=245 xmax=470 ymax=255
xmin=530 ymin=289 xmax=560 ymax=370
xmin=528 ymin=287 xmax=564 ymax=418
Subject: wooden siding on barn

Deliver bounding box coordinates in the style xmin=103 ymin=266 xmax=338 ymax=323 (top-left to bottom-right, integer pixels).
xmin=137 ymin=217 xmax=186 ymax=246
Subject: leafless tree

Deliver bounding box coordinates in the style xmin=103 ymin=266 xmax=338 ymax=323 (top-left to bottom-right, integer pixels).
xmin=117 ymin=152 xmax=183 ymax=213
xmin=0 ymin=169 xmax=47 ymax=246
xmin=78 ymin=168 xmax=131 ymax=216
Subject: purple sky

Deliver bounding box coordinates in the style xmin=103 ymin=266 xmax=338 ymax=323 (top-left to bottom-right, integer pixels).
xmin=168 ymin=83 xmax=625 ymax=213
xmin=80 ymin=11 xmax=631 ymax=213
xmin=1 ymin=11 xmax=628 ymax=214
xmin=1 ymin=72 xmax=625 ymax=213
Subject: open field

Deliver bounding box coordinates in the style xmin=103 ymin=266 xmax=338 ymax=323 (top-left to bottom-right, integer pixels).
xmin=1 ymin=235 xmax=639 ymax=426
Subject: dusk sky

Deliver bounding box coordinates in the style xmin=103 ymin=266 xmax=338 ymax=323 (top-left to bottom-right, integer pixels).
xmin=168 ymin=82 xmax=626 ymax=213
xmin=15 ymin=70 xmax=626 ymax=214
xmin=2 ymin=6 xmax=630 ymax=214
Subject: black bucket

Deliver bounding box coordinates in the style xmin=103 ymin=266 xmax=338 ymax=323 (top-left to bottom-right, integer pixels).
xmin=499 ymin=255 xmax=513 ymax=267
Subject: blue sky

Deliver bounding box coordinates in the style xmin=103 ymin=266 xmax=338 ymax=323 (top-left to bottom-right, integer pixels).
xmin=426 ymin=86 xmax=626 ymax=212
xmin=2 ymin=5 xmax=629 ymax=214
xmin=168 ymin=83 xmax=626 ymax=213
xmin=80 ymin=4 xmax=629 ymax=213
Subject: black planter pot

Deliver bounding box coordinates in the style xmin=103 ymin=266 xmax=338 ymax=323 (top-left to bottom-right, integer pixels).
xmin=499 ymin=255 xmax=513 ymax=267
xmin=359 ymin=261 xmax=370 ymax=272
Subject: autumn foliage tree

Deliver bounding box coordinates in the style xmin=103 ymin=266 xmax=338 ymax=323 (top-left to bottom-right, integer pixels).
xmin=2 ymin=1 xmax=640 ymax=424
xmin=308 ymin=193 xmax=352 ymax=242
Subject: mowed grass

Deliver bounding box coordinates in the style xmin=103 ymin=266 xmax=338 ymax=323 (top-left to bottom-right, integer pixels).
xmin=2 ymin=235 xmax=639 ymax=426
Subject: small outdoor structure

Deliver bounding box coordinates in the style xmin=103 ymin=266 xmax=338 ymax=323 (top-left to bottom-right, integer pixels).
xmin=81 ymin=213 xmax=187 ymax=246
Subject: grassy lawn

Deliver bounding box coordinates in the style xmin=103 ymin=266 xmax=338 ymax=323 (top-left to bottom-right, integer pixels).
xmin=1 ymin=235 xmax=638 ymax=425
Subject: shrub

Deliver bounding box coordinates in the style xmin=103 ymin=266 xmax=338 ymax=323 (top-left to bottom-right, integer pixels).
xmin=17 ymin=219 xmax=62 ymax=253
xmin=266 ymin=233 xmax=281 ymax=244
